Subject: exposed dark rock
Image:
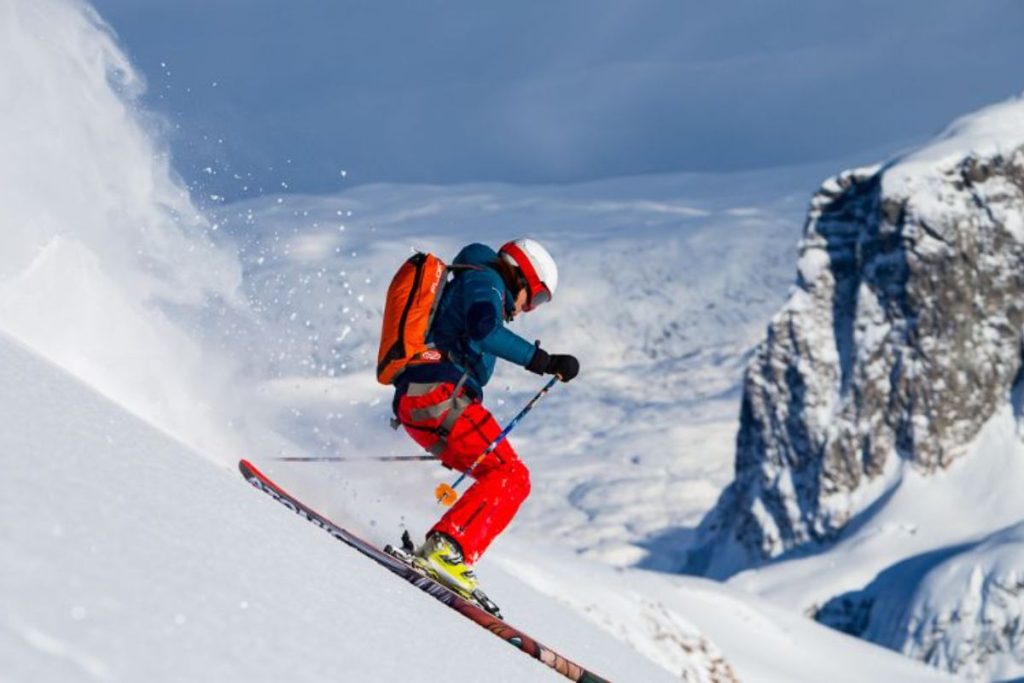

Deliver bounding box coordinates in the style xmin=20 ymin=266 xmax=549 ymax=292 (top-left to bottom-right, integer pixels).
xmin=688 ymin=140 xmax=1024 ymax=578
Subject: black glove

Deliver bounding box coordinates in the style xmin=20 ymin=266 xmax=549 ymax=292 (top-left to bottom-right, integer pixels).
xmin=548 ymin=354 xmax=580 ymax=382
xmin=526 ymin=346 xmax=580 ymax=382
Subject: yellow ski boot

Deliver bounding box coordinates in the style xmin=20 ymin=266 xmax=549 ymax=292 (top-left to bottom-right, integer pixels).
xmin=413 ymin=532 xmax=479 ymax=598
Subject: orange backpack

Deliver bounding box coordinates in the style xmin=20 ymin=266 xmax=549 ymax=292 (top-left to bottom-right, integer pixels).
xmin=376 ymin=252 xmax=459 ymax=385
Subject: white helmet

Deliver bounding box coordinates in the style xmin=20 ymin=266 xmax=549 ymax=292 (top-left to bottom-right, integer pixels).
xmin=499 ymin=238 xmax=558 ymax=310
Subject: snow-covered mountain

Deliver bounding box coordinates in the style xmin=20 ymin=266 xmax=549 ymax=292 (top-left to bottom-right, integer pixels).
xmin=690 ymin=96 xmax=1024 ymax=576
xmin=728 ymin=402 xmax=1024 ymax=681
xmin=819 ymin=517 xmax=1024 ymax=681
xmin=684 ymin=95 xmax=1024 ymax=680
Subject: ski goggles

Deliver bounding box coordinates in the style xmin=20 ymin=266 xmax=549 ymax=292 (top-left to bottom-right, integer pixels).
xmin=524 ymin=282 xmax=551 ymax=311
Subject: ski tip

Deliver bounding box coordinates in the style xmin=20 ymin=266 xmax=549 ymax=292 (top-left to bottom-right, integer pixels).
xmin=238 ymin=458 xmax=261 ymax=479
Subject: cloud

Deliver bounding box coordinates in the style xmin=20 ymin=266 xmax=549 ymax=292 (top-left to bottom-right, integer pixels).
xmin=89 ymin=0 xmax=1024 ymax=196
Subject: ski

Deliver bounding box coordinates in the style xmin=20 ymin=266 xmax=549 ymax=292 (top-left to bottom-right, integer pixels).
xmin=238 ymin=459 xmax=611 ymax=683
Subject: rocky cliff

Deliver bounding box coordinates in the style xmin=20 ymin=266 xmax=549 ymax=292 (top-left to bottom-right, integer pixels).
xmin=688 ymin=97 xmax=1024 ymax=578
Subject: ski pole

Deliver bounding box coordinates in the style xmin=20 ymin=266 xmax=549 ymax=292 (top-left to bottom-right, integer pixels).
xmin=274 ymin=454 xmax=438 ymax=463
xmin=435 ymin=376 xmax=558 ymax=507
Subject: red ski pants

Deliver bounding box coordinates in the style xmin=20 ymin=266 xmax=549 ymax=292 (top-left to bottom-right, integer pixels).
xmin=396 ymin=380 xmax=530 ymax=563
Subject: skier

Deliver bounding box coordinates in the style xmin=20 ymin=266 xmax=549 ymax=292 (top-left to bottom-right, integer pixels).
xmin=389 ymin=239 xmax=579 ymax=598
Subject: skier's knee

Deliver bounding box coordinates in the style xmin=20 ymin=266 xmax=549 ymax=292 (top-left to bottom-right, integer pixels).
xmin=509 ymin=460 xmax=531 ymax=500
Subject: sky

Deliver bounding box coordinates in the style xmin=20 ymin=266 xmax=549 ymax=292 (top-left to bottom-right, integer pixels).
xmin=89 ymin=0 xmax=1024 ymax=200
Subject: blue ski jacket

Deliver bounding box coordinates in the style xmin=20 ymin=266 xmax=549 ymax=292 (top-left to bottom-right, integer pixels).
xmin=395 ymin=243 xmax=538 ymax=401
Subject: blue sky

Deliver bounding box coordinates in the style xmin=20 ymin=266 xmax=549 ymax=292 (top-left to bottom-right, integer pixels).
xmin=91 ymin=0 xmax=1024 ymax=200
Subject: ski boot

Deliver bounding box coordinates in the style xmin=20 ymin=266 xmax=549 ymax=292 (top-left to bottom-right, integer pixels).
xmin=413 ymin=532 xmax=479 ymax=596
xmin=387 ymin=531 xmax=502 ymax=618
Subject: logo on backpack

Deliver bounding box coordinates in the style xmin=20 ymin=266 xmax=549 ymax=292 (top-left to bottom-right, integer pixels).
xmin=419 ymin=349 xmax=443 ymax=362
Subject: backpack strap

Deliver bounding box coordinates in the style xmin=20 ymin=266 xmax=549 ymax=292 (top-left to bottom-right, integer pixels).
xmin=389 ymin=370 xmax=473 ymax=450
xmin=420 ymin=263 xmax=482 ymax=352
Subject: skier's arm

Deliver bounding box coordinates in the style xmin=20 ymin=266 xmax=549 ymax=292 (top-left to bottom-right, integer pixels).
xmin=480 ymin=325 xmax=537 ymax=366
xmin=461 ymin=275 xmax=537 ymax=367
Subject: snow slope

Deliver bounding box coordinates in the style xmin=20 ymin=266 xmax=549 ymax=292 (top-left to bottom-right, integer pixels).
xmin=0 ymin=324 xmax=956 ymax=682
xmin=878 ymin=521 xmax=1024 ymax=681
xmin=0 ymin=329 xmax=683 ymax=683
xmin=0 ymin=0 xmax=248 ymax=458
xmin=494 ymin=535 xmax=957 ymax=683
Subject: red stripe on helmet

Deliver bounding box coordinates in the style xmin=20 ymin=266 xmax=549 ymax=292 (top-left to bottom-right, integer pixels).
xmin=500 ymin=241 xmax=549 ymax=308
